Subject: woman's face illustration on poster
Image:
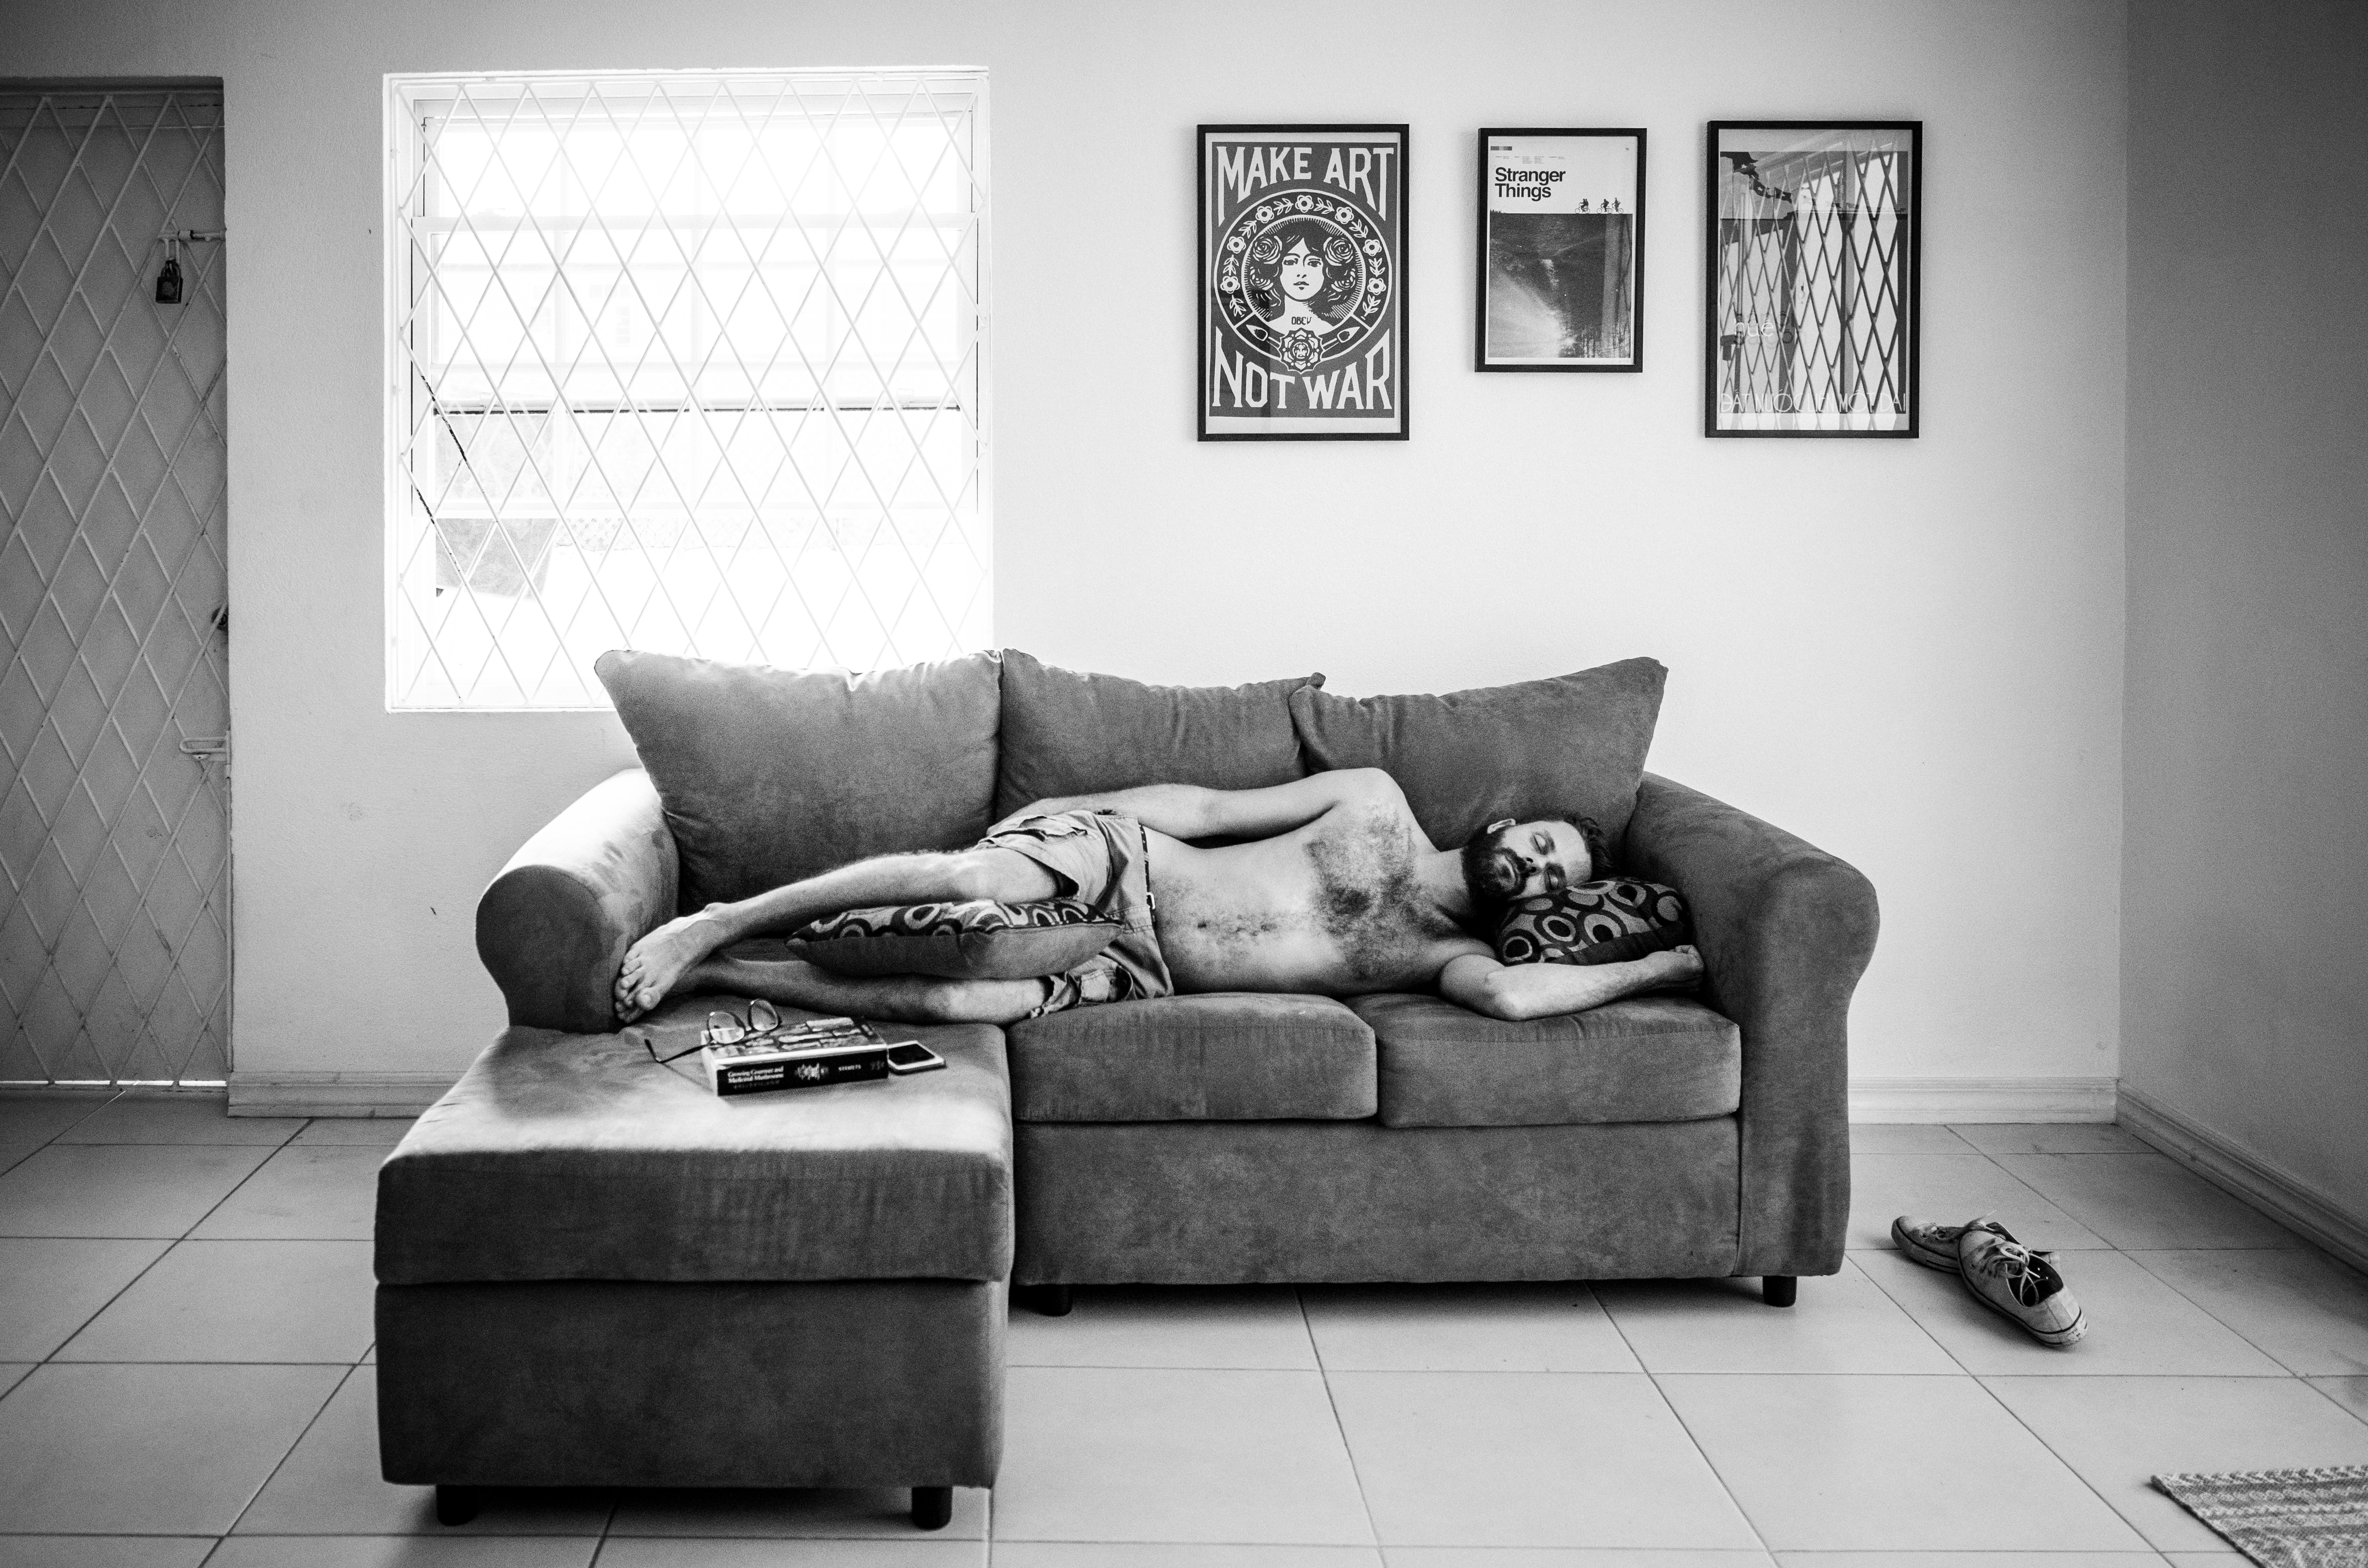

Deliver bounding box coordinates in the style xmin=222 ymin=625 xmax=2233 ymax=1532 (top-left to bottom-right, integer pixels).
xmin=1279 ymin=237 xmax=1327 ymax=303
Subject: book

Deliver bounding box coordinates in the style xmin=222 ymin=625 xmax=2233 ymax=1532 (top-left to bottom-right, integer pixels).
xmin=700 ymin=1019 xmax=918 ymax=1097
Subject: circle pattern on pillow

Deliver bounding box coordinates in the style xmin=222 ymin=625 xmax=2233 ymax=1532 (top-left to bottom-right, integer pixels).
xmin=789 ymin=896 xmax=1121 ymax=980
xmin=1496 ymin=878 xmax=1690 ymax=968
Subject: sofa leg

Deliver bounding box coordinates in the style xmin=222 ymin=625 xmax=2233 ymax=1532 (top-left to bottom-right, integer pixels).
xmin=434 ymin=1485 xmax=480 ymax=1526
xmin=1018 ymin=1283 xmax=1072 ymax=1317
xmin=1762 ymin=1275 xmax=1798 ymax=1308
xmin=912 ymin=1485 xmax=954 ymax=1530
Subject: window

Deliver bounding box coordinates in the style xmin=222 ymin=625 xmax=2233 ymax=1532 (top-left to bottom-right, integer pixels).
xmin=385 ymin=69 xmax=989 ymax=709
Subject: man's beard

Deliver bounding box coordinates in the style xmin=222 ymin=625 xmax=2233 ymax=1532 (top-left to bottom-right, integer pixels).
xmin=1460 ymin=826 xmax=1524 ymax=919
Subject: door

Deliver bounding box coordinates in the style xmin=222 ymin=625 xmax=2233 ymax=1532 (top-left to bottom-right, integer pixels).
xmin=0 ymin=86 xmax=230 ymax=1083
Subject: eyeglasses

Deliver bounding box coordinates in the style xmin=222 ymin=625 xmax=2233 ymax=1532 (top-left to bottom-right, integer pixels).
xmin=641 ymin=999 xmax=782 ymax=1066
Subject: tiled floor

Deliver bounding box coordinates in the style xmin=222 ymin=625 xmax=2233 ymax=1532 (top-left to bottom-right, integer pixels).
xmin=3 ymin=1095 xmax=2367 ymax=1567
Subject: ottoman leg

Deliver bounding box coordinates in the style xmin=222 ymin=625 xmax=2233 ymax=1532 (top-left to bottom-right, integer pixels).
xmin=435 ymin=1485 xmax=480 ymax=1526
xmin=1018 ymin=1283 xmax=1072 ymax=1317
xmin=1762 ymin=1276 xmax=1798 ymax=1308
xmin=912 ymin=1485 xmax=954 ymax=1530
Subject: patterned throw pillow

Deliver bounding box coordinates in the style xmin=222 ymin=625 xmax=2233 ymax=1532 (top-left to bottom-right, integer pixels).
xmin=788 ymin=897 xmax=1120 ymax=980
xmin=1495 ymin=878 xmax=1692 ymax=967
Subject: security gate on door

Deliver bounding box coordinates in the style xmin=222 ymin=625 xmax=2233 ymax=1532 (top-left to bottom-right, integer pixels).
xmin=0 ymin=86 xmax=230 ymax=1084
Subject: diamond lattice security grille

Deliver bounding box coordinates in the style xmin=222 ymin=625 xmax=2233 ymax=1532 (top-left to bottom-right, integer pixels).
xmin=0 ymin=90 xmax=230 ymax=1083
xmin=388 ymin=70 xmax=991 ymax=709
xmin=1714 ymin=127 xmax=1913 ymax=433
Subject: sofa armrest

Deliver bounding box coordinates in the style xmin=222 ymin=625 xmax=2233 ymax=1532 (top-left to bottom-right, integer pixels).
xmin=1620 ymin=772 xmax=1879 ymax=1279
xmin=475 ymin=767 xmax=679 ymax=1033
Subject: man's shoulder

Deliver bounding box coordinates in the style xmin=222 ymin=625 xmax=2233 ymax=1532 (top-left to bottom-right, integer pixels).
xmin=1309 ymin=766 xmax=1410 ymax=810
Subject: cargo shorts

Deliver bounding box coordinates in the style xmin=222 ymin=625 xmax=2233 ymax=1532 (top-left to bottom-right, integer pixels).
xmin=974 ymin=810 xmax=1175 ymax=1017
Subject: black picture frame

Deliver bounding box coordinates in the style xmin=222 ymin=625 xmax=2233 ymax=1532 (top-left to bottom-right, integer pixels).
xmin=1703 ymin=120 xmax=1921 ymax=438
xmin=1198 ymin=123 xmax=1410 ymax=440
xmin=1475 ymin=127 xmax=1646 ymax=372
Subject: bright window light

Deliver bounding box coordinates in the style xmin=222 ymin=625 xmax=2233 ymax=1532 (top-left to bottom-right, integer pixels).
xmin=384 ymin=69 xmax=990 ymax=709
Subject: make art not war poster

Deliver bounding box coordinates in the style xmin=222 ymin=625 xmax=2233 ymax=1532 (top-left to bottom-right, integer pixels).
xmin=1199 ymin=125 xmax=1408 ymax=440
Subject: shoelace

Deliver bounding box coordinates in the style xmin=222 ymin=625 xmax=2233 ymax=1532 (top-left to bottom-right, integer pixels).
xmin=1971 ymin=1235 xmax=2061 ymax=1307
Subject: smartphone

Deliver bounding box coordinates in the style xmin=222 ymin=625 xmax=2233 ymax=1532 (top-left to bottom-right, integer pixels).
xmin=885 ymin=1042 xmax=948 ymax=1075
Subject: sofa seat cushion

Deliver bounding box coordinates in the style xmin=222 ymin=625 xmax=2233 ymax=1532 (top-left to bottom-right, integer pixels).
xmin=1350 ymin=992 xmax=1740 ymax=1128
xmin=375 ymin=1009 xmax=1012 ymax=1286
xmin=1007 ymin=993 xmax=1375 ymax=1122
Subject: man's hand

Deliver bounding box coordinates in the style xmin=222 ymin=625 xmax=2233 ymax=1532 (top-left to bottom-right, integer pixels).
xmin=1440 ymin=945 xmax=1704 ymax=1021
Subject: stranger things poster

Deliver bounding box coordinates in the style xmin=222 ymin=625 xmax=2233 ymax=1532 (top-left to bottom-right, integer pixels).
xmin=1199 ymin=124 xmax=1408 ymax=440
xmin=1478 ymin=128 xmax=1645 ymax=371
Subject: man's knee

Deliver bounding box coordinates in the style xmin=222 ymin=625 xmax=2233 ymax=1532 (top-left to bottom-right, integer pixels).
xmin=940 ymin=848 xmax=1057 ymax=904
xmin=916 ymin=976 xmax=1047 ymax=1025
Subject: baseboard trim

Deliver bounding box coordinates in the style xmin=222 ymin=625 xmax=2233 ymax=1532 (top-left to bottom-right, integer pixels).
xmin=2116 ymin=1085 xmax=2368 ymax=1275
xmin=228 ymin=1071 xmax=455 ymax=1117
xmin=1849 ymin=1076 xmax=2118 ymax=1124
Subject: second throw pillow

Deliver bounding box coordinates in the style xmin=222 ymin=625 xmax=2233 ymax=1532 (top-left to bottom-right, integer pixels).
xmin=1496 ymin=879 xmax=1692 ymax=968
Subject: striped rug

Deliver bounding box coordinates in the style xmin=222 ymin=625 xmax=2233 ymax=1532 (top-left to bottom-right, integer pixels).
xmin=2155 ymin=1466 xmax=2368 ymax=1568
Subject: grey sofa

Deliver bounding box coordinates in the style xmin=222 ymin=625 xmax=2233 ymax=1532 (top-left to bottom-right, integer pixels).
xmin=470 ymin=649 xmax=1879 ymax=1306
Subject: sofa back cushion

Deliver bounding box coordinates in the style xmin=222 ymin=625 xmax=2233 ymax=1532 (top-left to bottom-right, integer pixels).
xmin=1288 ymin=656 xmax=1666 ymax=855
xmin=993 ymin=649 xmax=1322 ymax=820
xmin=596 ymin=649 xmax=1001 ymax=909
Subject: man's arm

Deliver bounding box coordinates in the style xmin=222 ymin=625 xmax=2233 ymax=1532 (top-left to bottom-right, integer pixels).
xmin=987 ymin=768 xmax=1398 ymax=841
xmin=1438 ymin=946 xmax=1704 ymax=1022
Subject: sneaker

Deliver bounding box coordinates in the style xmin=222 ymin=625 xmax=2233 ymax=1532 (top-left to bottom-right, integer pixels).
xmin=1891 ymin=1213 xmax=2012 ymax=1271
xmin=1957 ymin=1221 xmax=2087 ymax=1347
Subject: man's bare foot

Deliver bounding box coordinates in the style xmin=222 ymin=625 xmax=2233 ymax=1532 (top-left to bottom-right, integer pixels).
xmin=615 ymin=909 xmax=728 ymax=1021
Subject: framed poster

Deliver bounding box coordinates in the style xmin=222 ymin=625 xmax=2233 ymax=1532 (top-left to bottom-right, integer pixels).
xmin=1199 ymin=124 xmax=1408 ymax=440
xmin=1476 ymin=128 xmax=1645 ymax=371
xmin=1705 ymin=120 xmax=1920 ymax=437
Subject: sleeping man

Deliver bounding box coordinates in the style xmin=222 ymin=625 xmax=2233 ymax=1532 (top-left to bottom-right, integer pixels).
xmin=613 ymin=767 xmax=1701 ymax=1026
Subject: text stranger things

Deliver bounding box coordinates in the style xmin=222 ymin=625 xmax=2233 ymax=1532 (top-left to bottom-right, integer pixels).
xmin=1199 ymin=124 xmax=1408 ymax=440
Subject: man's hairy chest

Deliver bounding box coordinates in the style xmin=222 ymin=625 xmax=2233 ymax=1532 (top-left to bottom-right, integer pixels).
xmin=1156 ymin=804 xmax=1465 ymax=987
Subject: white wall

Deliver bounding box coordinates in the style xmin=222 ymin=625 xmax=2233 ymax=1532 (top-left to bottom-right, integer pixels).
xmin=2 ymin=0 xmax=2131 ymax=1099
xmin=2122 ymin=1 xmax=2368 ymax=1225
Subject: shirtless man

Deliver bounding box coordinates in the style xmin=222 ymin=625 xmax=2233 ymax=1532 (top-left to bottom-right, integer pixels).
xmin=613 ymin=767 xmax=1701 ymax=1025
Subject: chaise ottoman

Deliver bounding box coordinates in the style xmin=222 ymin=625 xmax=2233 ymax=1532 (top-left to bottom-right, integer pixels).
xmin=372 ymin=1006 xmax=1011 ymax=1531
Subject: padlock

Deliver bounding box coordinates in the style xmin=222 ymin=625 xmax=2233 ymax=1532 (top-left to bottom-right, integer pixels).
xmin=154 ymin=254 xmax=183 ymax=305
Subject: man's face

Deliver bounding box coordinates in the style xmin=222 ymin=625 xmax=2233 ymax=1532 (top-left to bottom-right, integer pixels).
xmin=1460 ymin=818 xmax=1593 ymax=910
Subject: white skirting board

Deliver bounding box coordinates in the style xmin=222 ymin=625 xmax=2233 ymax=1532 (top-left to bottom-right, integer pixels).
xmin=2117 ymin=1085 xmax=2368 ymax=1276
xmin=1849 ymin=1076 xmax=2118 ymax=1124
xmin=228 ymin=1072 xmax=455 ymax=1117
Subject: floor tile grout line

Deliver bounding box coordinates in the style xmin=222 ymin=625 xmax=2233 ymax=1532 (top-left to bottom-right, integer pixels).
xmin=2115 ymin=1246 xmax=2352 ymax=1377
xmin=1306 ymin=1284 xmax=1388 ymax=1555
xmin=1597 ymin=1282 xmax=1778 ymax=1564
xmin=1962 ymin=1366 xmax=2194 ymax=1553
xmin=2302 ymin=1375 xmax=2368 ymax=1430
xmin=1850 ymin=1244 xmax=1998 ymax=1380
xmin=20 ymin=1232 xmax=183 ymax=1375
xmin=219 ymin=1360 xmax=361 ymax=1539
xmin=0 ymin=1087 xmax=126 ymax=1177
xmin=33 ymin=1357 xmax=380 ymax=1367
xmin=14 ymin=1133 xmax=321 ymax=1369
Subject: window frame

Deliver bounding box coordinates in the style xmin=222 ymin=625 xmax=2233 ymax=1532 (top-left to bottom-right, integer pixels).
xmin=380 ymin=67 xmax=994 ymax=712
